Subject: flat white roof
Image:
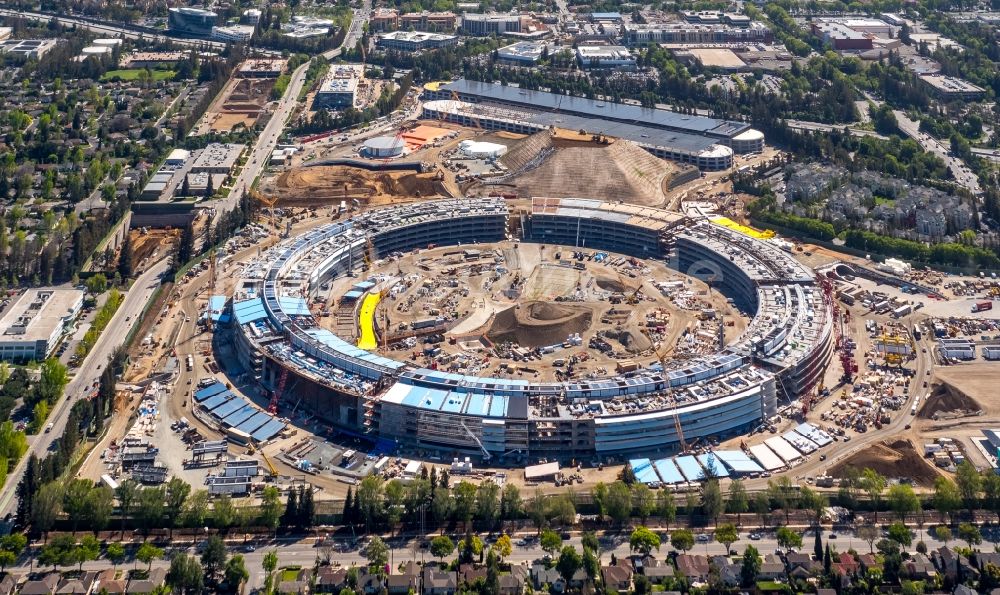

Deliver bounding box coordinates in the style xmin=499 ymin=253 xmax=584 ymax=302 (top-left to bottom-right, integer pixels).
xmin=0 ymin=289 xmax=83 ymax=343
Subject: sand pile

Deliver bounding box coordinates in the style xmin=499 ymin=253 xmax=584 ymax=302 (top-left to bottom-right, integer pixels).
xmin=919 ymin=382 xmax=982 ymax=419
xmin=490 ymin=137 xmax=678 ymax=206
xmin=827 ymin=439 xmax=939 ymax=487
xmin=488 ymin=301 xmax=593 ymax=348
xmin=604 ymin=329 xmax=652 ymax=353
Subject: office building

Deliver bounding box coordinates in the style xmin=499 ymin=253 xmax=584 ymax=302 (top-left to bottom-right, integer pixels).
xmin=622 ymin=21 xmax=772 ymax=45
xmin=919 ymin=74 xmax=986 ymax=100
xmin=168 ymin=7 xmax=219 ymax=37
xmin=314 ymin=65 xmax=362 ymax=109
xmin=211 ymin=25 xmax=255 ymax=43
xmin=496 ymin=41 xmax=551 ymax=64
xmin=377 ymin=31 xmax=458 ymax=51
xmin=576 ymin=45 xmax=635 ymax=68
xmin=0 ymin=289 xmax=83 ymax=361
xmin=0 ymin=39 xmax=59 ymax=60
xmin=401 ymin=11 xmax=457 ymax=32
xmin=461 ymin=13 xmax=522 ymax=35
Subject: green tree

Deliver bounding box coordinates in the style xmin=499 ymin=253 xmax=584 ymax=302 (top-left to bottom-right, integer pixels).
xmin=768 ymin=476 xmax=799 ymax=523
xmin=858 ymin=525 xmax=880 ymax=553
xmin=540 ymin=529 xmax=562 ymax=557
xmin=861 ymin=468 xmax=887 ymax=522
xmin=106 ymin=542 xmax=125 ymax=567
xmin=888 ymin=483 xmax=921 ymax=521
xmin=164 ymin=477 xmax=191 ymax=532
xmin=453 ymin=481 xmax=477 ymax=529
xmin=365 ymin=535 xmax=389 ymax=572
xmin=356 ymin=475 xmax=383 ymax=533
xmin=715 ymin=523 xmax=739 ymax=556
xmin=166 ymin=554 xmax=204 ymax=594
xmin=137 ymin=542 xmax=162 ymax=572
xmin=887 ymin=521 xmax=913 ymax=548
xmin=555 ymin=546 xmax=582 ymax=585
xmin=632 ymin=483 xmax=655 ymax=522
xmin=629 ymin=526 xmax=661 ymax=556
xmin=776 ymin=526 xmax=802 ymax=550
xmin=670 ymin=529 xmax=694 ymax=553
xmin=701 ymin=479 xmax=724 ymax=523
xmin=430 ymin=535 xmax=455 ymax=562
xmin=958 ymin=522 xmax=982 ymax=549
xmin=200 ymin=535 xmax=227 ymax=579
xmin=492 ymin=534 xmax=512 ymax=562
xmin=955 ymin=460 xmax=982 ymax=512
xmin=605 ymin=481 xmax=632 ymax=524
xmin=740 ymin=544 xmax=761 ymax=588
xmin=933 ymin=476 xmax=962 ymax=523
xmin=727 ymin=479 xmax=749 ymax=521
xmin=657 ymin=490 xmax=677 ymax=528
xmin=223 ymin=554 xmax=249 ymax=589
xmin=934 ymin=525 xmax=952 ymax=546
xmin=260 ymin=485 xmax=283 ymax=533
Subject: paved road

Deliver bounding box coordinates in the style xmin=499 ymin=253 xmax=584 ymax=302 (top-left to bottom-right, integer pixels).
xmin=0 ymin=260 xmax=171 ymax=518
xmin=892 ymin=109 xmax=982 ymax=195
xmin=0 ymin=8 xmax=228 ymax=51
xmin=208 ymin=0 xmax=371 ymax=219
xmin=786 ymin=119 xmax=888 ymax=140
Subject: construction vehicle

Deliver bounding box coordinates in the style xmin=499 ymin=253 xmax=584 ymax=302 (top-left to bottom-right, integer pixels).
xmin=249 ymin=188 xmax=283 ymax=235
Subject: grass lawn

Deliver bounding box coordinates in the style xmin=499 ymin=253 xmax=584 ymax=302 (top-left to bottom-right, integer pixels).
xmin=280 ymin=567 xmax=302 ymax=582
xmin=874 ymin=195 xmax=896 ymax=206
xmin=101 ymin=69 xmax=176 ymax=82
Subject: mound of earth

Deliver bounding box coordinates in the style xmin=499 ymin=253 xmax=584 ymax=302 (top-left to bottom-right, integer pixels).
xmin=487 ymin=301 xmax=593 ymax=348
xmin=595 ymin=275 xmax=634 ymax=293
xmin=919 ymin=381 xmax=982 ymax=419
xmin=272 ymin=165 xmax=446 ymax=205
xmin=604 ymin=329 xmax=652 ymax=353
xmin=471 ymin=136 xmax=679 ymax=206
xmin=827 ymin=438 xmax=939 ymax=487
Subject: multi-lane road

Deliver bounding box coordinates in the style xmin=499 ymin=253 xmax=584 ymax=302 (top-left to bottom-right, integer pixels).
xmin=207 ymin=0 xmax=371 ymax=219
xmin=0 ymin=260 xmax=171 ymax=518
xmin=892 ymin=109 xmax=982 ymax=195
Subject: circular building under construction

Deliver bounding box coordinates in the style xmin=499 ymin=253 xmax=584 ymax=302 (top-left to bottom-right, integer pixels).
xmin=361 ymin=135 xmax=405 ymax=159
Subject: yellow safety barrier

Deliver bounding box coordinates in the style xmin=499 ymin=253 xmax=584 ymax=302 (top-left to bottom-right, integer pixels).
xmin=709 ymin=216 xmax=775 ymax=240
xmin=357 ymin=292 xmax=381 ymax=350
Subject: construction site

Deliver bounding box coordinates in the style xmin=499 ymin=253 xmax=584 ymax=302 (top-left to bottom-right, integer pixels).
xmin=194 ymin=76 xmax=277 ymax=135
xmin=313 ymin=240 xmax=747 ymax=384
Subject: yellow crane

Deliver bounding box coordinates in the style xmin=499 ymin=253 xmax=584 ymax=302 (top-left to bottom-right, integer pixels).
xmin=249 ymin=188 xmax=280 ymax=233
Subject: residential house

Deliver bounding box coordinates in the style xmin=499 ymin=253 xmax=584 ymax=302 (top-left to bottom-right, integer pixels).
xmin=676 ymin=554 xmax=710 ymax=583
xmin=759 ymin=555 xmax=786 ymax=581
xmin=0 ymin=574 xmax=18 ymax=595
xmin=459 ymin=564 xmax=486 ymax=588
xmin=531 ymin=564 xmax=561 ymax=591
xmin=785 ymin=552 xmax=822 ymax=579
xmin=906 ymin=553 xmax=937 ymax=580
xmin=388 ymin=562 xmax=421 ymax=595
xmin=601 ymin=565 xmax=633 ymax=592
xmin=58 ymin=572 xmax=99 ymax=595
xmin=711 ymin=556 xmax=740 ymax=587
xmin=20 ymin=574 xmax=60 ymax=595
xmin=931 ymin=547 xmax=978 ymax=581
xmin=498 ymin=566 xmax=527 ymax=595
xmin=126 ymin=568 xmax=167 ymax=594
xmin=858 ymin=553 xmax=882 ymax=575
xmin=358 ymin=569 xmax=385 ymax=595
xmin=641 ymin=556 xmax=674 ymax=584
xmin=314 ymin=566 xmax=348 ymax=593
xmin=423 ymin=566 xmax=458 ymax=595
xmin=95 ymin=570 xmax=127 ymax=595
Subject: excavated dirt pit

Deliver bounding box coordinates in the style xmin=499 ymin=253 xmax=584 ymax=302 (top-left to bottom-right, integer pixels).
xmin=919 ymin=382 xmax=982 ymax=419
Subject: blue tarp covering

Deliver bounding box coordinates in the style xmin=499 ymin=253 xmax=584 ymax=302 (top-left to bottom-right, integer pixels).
xmin=652 ymin=458 xmax=685 ymax=484
xmin=194 ymin=382 xmax=227 ymax=402
xmin=278 ymin=296 xmax=311 ymax=317
xmin=713 ymin=450 xmax=764 ymax=475
xmin=201 ymin=393 xmax=233 ymax=411
xmin=342 ymin=290 xmax=363 ymax=301
xmin=233 ymin=298 xmax=268 ymax=325
xmin=251 ymin=418 xmax=286 ymax=442
xmin=697 ymin=453 xmax=729 ymax=478
xmin=211 ymin=398 xmax=245 ymax=420
xmin=675 ymin=455 xmax=705 ymax=482
xmin=629 ymin=458 xmax=660 ymax=485
xmin=236 ymin=411 xmax=272 ymax=434
xmin=208 ymin=296 xmax=228 ymax=323
xmin=222 ymin=405 xmax=258 ymax=427
xmin=353 ymin=281 xmax=376 ymax=291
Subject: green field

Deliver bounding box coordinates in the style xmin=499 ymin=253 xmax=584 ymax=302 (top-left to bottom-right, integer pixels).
xmin=100 ymin=69 xmax=176 ymax=82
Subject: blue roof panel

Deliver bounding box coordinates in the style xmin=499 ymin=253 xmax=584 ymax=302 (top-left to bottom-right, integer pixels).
xmin=251 ymin=418 xmax=286 ymax=441
xmin=236 ymin=411 xmax=272 ymax=434
xmin=697 ymin=453 xmax=729 ymax=478
xmin=233 ymin=298 xmax=267 ymax=325
xmin=223 ymin=405 xmax=259 ymax=427
xmin=201 ymin=393 xmax=233 ymax=411
xmin=194 ymin=382 xmax=227 ymax=402
xmin=211 ymin=398 xmax=245 ymax=419
xmin=675 ymin=455 xmax=705 ymax=482
xmin=652 ymin=458 xmax=684 ymax=484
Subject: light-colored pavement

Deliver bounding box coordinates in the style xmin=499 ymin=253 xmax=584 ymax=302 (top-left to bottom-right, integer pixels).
xmin=786 ymin=119 xmax=887 ymax=140
xmin=0 ymin=260 xmax=170 ymax=518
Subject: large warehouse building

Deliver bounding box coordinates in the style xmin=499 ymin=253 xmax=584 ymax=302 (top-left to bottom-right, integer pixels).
xmin=0 ymin=289 xmax=83 ymax=362
xmin=423 ymin=79 xmax=764 ymax=169
xmin=224 ymin=197 xmax=830 ymax=461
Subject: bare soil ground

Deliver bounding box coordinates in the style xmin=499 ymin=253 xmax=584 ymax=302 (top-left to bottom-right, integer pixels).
xmin=271 ymin=165 xmax=447 ymax=206
xmin=828 ymin=438 xmax=941 ymax=487
xmin=919 ymin=381 xmax=983 ymax=419
xmin=488 ymin=301 xmax=594 ymax=348
xmin=931 ymin=364 xmax=1000 ymax=414
xmin=130 ymin=229 xmax=179 ymax=269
